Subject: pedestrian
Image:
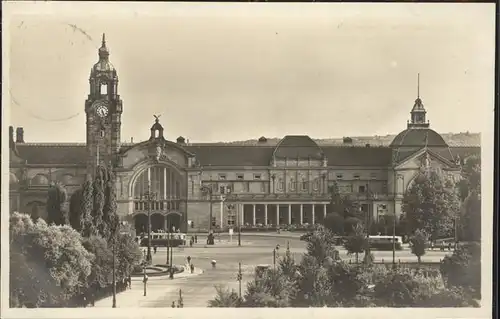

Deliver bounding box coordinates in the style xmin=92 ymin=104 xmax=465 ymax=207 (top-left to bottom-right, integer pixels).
xmin=187 ymin=256 xmax=191 ymax=265
xmin=128 ymin=275 xmax=132 ymax=289
xmin=171 ymin=301 xmax=176 ymax=308
xmin=211 ymin=260 xmax=216 ymax=269
xmin=82 ymin=296 xmax=87 ymax=308
xmin=154 ymin=246 xmax=157 ymax=254
xmin=195 ymin=235 xmax=198 ymax=243
xmin=448 ymin=242 xmax=452 ymax=251
xmin=190 ymin=263 xmax=195 ymax=274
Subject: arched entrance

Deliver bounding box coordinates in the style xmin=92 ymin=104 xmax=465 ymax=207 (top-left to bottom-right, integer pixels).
xmin=165 ymin=213 xmax=181 ymax=232
xmin=151 ymin=213 xmax=165 ymax=232
xmin=134 ymin=214 xmax=148 ymax=235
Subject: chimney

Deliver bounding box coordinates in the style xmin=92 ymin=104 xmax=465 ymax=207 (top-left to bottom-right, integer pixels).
xmin=16 ymin=127 xmax=25 ymax=143
xmin=176 ymin=136 xmax=186 ymax=144
xmin=9 ymin=126 xmax=15 ymax=149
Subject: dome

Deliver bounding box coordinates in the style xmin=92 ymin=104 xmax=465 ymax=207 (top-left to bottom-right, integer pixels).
xmin=390 ymin=128 xmax=448 ymax=148
xmin=273 ymin=135 xmax=323 ymax=159
xmin=92 ymin=60 xmax=115 ymax=73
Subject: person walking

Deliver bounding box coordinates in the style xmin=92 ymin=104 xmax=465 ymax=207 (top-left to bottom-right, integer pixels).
xmin=187 ymin=256 xmax=191 ymax=265
xmin=211 ymin=260 xmax=216 ymax=269
xmin=153 ymin=246 xmax=157 ymax=254
xmin=190 ymin=263 xmax=195 ymax=274
xmin=195 ymin=234 xmax=198 ymax=243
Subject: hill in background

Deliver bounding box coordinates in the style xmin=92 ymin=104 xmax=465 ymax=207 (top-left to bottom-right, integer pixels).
xmin=209 ymin=132 xmax=480 ymax=147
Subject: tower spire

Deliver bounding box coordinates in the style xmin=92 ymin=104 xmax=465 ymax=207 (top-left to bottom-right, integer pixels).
xmin=417 ymin=73 xmax=420 ymax=98
xmin=102 ymin=33 xmax=106 ymax=47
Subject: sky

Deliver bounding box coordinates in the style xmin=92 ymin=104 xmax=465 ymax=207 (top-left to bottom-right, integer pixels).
xmin=4 ymin=2 xmax=496 ymax=143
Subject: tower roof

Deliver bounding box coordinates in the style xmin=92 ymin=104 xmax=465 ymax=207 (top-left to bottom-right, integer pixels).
xmin=92 ymin=33 xmax=116 ymax=74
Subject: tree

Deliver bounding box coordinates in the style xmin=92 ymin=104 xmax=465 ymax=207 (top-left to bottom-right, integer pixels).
xmin=402 ymin=169 xmax=460 ymax=240
xmin=457 ymin=155 xmax=481 ymax=242
xmin=80 ymin=175 xmax=94 ymax=238
xmin=440 ymin=242 xmax=481 ymax=299
xmin=115 ymin=232 xmax=142 ymax=281
xmin=46 ymin=182 xmax=69 ymax=226
xmin=103 ymin=168 xmax=119 ymax=241
xmin=409 ymin=229 xmax=427 ymax=263
xmin=323 ymin=213 xmax=344 ymax=235
xmin=92 ymin=166 xmax=106 ymax=237
xmin=81 ymin=235 xmax=113 ymax=291
xmin=208 ymin=285 xmax=241 ymax=307
xmin=343 ymin=223 xmax=368 ymax=264
xmin=243 ymin=268 xmax=297 ymax=307
xmin=69 ymin=189 xmax=83 ymax=232
xmin=10 ymin=212 xmax=92 ymax=307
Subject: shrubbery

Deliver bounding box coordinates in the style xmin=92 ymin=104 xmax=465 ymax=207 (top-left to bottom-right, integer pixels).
xmin=209 ymin=225 xmax=480 ymax=308
xmin=10 ymin=165 xmax=142 ymax=308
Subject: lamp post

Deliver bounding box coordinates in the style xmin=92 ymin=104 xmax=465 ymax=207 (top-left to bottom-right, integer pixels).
xmin=169 ymin=230 xmax=174 ymax=279
xmin=393 ymin=174 xmax=404 ymax=265
xmin=237 ymin=204 xmax=241 ymax=247
xmin=200 ymin=184 xmax=214 ymax=233
xmin=237 ymin=262 xmax=243 ymax=300
xmin=142 ymin=185 xmax=156 ymax=263
xmin=143 ymin=250 xmax=147 ymax=296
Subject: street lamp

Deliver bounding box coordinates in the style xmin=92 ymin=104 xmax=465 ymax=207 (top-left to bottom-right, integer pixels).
xmin=200 ymin=184 xmax=214 ymax=233
xmin=169 ymin=229 xmax=174 ymax=279
xmin=142 ymin=185 xmax=157 ymax=263
xmin=393 ymin=174 xmax=404 ymax=265
xmin=142 ymin=249 xmax=148 ymax=296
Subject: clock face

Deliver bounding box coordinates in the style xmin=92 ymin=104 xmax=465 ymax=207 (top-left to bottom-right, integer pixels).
xmin=94 ymin=103 xmax=109 ymax=118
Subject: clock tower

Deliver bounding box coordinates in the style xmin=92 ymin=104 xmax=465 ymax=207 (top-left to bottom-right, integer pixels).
xmin=85 ymin=34 xmax=123 ymax=174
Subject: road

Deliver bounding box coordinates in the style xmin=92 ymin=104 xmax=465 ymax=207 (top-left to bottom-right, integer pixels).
xmin=103 ymin=234 xmax=452 ymax=308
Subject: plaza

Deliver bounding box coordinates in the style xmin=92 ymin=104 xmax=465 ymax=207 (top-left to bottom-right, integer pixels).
xmin=95 ymin=233 xmax=451 ymax=308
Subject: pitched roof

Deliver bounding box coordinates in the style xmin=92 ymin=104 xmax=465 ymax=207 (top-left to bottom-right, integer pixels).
xmin=185 ymin=145 xmax=275 ymax=167
xmin=322 ymin=146 xmax=393 ymax=166
xmin=15 ymin=144 xmax=87 ymax=165
xmin=10 ymin=142 xmax=480 ymax=168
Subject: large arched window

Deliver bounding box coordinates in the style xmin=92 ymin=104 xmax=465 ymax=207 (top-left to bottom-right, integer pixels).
xmin=133 ymin=166 xmax=183 ymax=212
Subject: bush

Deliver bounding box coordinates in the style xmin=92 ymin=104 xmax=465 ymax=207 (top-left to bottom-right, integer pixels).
xmin=10 ymin=213 xmax=92 ymax=307
xmin=440 ymin=242 xmax=481 ymax=298
xmin=208 ymin=285 xmax=241 ymax=307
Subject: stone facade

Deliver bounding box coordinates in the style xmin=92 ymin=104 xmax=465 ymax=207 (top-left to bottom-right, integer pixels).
xmin=8 ymin=35 xmax=480 ymax=234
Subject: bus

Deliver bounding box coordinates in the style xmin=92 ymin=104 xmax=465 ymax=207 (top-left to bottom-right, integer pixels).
xmin=137 ymin=232 xmax=187 ymax=247
xmin=368 ymin=235 xmax=403 ymax=251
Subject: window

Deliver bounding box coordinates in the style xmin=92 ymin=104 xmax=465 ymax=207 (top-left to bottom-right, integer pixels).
xmin=237 ymin=174 xmax=244 ymax=180
xmin=302 ymin=181 xmax=308 ymax=191
xmin=245 ymin=182 xmax=250 ymax=192
xmin=370 ymin=173 xmax=377 ymax=180
xmin=313 ymin=179 xmax=319 ymax=191
xmin=336 ymin=173 xmax=343 ymax=180
xmin=220 ymin=186 xmax=226 ymax=194
xmin=382 ymin=182 xmax=388 ymax=193
xmin=353 ymin=173 xmax=360 ymax=180
xmin=101 ymin=83 xmax=108 ymax=95
xmin=218 ymin=174 xmax=226 ymax=180
xmin=358 ymin=185 xmax=366 ymax=193
xmin=254 ymin=174 xmax=262 ymax=180
xmin=278 ymin=179 xmax=284 ymax=191
xmin=290 ymin=179 xmax=296 ymax=191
